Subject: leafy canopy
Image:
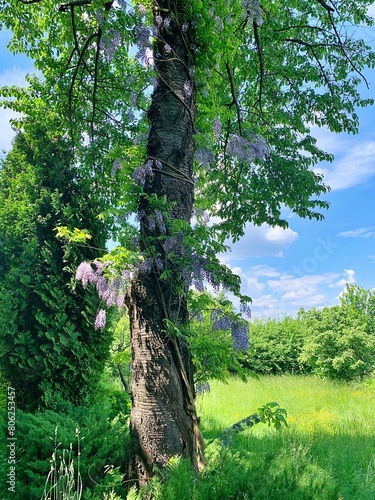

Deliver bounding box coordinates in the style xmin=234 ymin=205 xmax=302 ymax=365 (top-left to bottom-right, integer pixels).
xmin=0 ymin=0 xmax=374 ymax=295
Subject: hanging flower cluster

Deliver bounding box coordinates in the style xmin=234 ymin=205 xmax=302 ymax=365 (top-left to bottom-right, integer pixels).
xmin=76 ymin=260 xmax=130 ymax=329
xmin=211 ymin=309 xmax=249 ymax=352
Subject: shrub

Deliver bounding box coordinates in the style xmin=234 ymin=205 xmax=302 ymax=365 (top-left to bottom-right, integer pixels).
xmin=245 ymin=316 xmax=305 ymax=375
xmin=0 ymin=128 xmax=110 ymax=410
xmin=299 ymin=306 xmax=375 ymax=381
xmin=0 ymin=401 xmax=129 ymax=500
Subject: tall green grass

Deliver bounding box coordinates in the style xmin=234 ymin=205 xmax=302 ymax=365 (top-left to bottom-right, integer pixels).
xmin=136 ymin=375 xmax=375 ymax=500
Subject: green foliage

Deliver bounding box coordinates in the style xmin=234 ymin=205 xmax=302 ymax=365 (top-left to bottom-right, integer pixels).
xmin=246 ymin=316 xmax=305 ymax=375
xmin=0 ymin=127 xmax=110 ymax=410
xmin=298 ymin=304 xmax=375 ymax=381
xmin=258 ymin=401 xmax=288 ymax=430
xmin=0 ymin=400 xmax=129 ymax=500
xmin=243 ymin=286 xmax=375 ymax=382
xmin=188 ymin=292 xmax=251 ymax=383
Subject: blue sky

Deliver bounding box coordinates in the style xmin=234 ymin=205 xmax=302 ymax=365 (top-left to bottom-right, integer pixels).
xmin=1 ymin=14 xmax=375 ymax=319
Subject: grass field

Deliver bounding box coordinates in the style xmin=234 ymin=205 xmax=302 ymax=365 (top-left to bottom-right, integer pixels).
xmin=144 ymin=375 xmax=375 ymax=500
xmin=194 ymin=375 xmax=375 ymax=500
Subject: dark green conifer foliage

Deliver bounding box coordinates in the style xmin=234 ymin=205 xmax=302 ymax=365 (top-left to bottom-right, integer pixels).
xmin=0 ymin=126 xmax=110 ymax=410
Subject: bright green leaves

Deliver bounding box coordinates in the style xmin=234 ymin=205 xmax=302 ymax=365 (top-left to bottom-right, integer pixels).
xmin=258 ymin=401 xmax=288 ymax=430
xmin=0 ymin=127 xmax=110 ymax=410
xmin=192 ymin=0 xmax=374 ymax=241
xmin=1 ymin=0 xmax=375 ymax=314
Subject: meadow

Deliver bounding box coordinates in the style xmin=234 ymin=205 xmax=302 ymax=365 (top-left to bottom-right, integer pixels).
xmin=142 ymin=375 xmax=375 ymax=500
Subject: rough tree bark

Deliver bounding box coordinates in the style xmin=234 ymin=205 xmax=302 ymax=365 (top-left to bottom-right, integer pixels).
xmin=126 ymin=0 xmax=203 ymax=486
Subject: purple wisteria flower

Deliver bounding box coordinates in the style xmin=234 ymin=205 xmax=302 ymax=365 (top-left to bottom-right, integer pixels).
xmin=215 ymin=16 xmax=224 ymax=31
xmin=76 ymin=262 xmax=96 ymax=287
xmin=162 ymin=236 xmax=178 ymax=254
xmin=111 ymin=159 xmax=122 ymax=177
xmin=213 ymin=117 xmax=222 ymax=138
xmin=240 ymin=301 xmax=252 ymax=319
xmin=195 ymin=148 xmax=215 ymax=168
xmin=227 ymin=134 xmax=268 ymax=163
xmin=155 ymin=210 xmax=166 ymax=233
xmin=231 ymin=322 xmax=249 ymax=352
xmin=183 ymin=80 xmax=192 ymax=97
xmin=95 ymin=309 xmax=106 ymax=330
xmin=132 ymin=160 xmax=154 ymax=186
xmin=154 ymin=257 xmax=164 ymax=272
xmin=195 ymin=382 xmax=210 ymax=394
xmin=101 ymin=29 xmax=121 ymax=60
xmin=211 ymin=310 xmax=233 ymax=331
xmin=164 ymin=43 xmax=172 ymax=54
xmin=76 ymin=260 xmax=129 ymax=312
xmin=138 ymin=4 xmax=146 ymax=15
xmin=147 ymin=216 xmax=156 ymax=231
xmin=242 ymin=0 xmax=263 ymax=26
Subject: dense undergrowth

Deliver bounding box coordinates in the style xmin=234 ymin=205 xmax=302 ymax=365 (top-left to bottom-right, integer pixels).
xmin=1 ymin=374 xmax=374 ymax=499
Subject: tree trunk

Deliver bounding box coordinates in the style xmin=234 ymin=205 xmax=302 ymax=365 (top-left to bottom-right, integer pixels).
xmin=126 ymin=1 xmax=203 ymax=486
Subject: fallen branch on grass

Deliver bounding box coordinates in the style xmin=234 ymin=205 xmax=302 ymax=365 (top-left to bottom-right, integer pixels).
xmin=220 ymin=402 xmax=288 ymax=447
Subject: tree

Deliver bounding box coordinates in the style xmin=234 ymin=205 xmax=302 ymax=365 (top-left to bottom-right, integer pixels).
xmin=1 ymin=0 xmax=374 ymax=487
xmin=0 ymin=125 xmax=110 ymax=410
xmin=298 ymin=303 xmax=375 ymax=380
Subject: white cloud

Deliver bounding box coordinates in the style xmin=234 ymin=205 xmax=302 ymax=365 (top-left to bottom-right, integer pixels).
xmin=264 ymin=225 xmax=298 ymax=244
xmin=338 ymin=227 xmax=375 ymax=238
xmin=221 ymin=264 xmax=353 ymax=318
xmin=336 ymin=269 xmax=356 ymax=297
xmin=0 ymin=67 xmax=30 ymax=87
xmin=314 ymin=140 xmax=375 ymax=191
xmin=221 ymin=223 xmax=298 ymax=261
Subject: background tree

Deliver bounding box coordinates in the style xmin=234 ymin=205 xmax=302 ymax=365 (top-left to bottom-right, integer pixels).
xmin=1 ymin=0 xmax=375 ymax=487
xmin=298 ymin=285 xmax=375 ymax=380
xmin=0 ymin=125 xmax=110 ymax=410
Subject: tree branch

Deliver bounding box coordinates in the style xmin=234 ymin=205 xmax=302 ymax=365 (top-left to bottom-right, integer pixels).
xmin=317 ymin=0 xmax=335 ymax=13
xmin=253 ymin=20 xmax=264 ymax=113
xmin=327 ymin=10 xmax=370 ymax=89
xmin=226 ymin=62 xmax=242 ymax=136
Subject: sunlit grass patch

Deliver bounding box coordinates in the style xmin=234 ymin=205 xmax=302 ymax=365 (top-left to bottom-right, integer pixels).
xmin=196 ymin=375 xmax=375 ymax=500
